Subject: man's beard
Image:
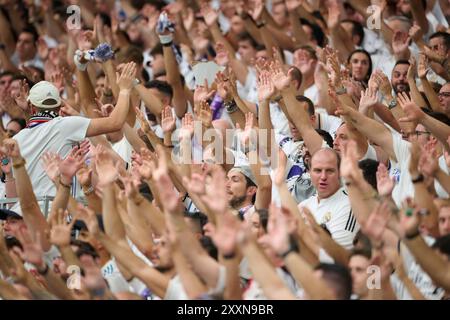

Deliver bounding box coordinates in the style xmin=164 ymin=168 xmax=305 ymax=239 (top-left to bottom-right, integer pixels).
xmin=229 ymin=195 xmax=247 ymax=209
xmin=394 ymin=82 xmax=410 ymax=94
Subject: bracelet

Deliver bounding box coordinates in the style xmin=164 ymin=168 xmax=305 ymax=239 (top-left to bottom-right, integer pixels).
xmin=159 ymin=34 xmax=173 ymax=45
xmin=60 ymin=179 xmax=72 ymax=189
xmin=256 ymin=21 xmax=266 ymax=28
xmin=12 ymin=158 xmax=26 ymax=169
xmin=83 ymin=185 xmax=95 ymax=196
xmin=278 ymin=235 xmax=300 ymax=259
xmin=224 ymin=100 xmax=238 ymax=114
xmin=411 ymin=174 xmax=424 ymax=184
xmin=404 ymin=229 xmax=421 ymax=240
xmin=4 ymin=177 xmax=15 ymax=182
xmin=222 ymin=252 xmax=236 ymax=260
xmin=336 ymin=87 xmax=347 ymax=95
xmin=37 ymin=263 xmax=49 ymax=276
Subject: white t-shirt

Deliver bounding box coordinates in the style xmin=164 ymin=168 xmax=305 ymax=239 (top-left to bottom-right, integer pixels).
xmin=303 ymin=85 xmax=319 ymax=106
xmin=389 ymin=131 xmax=414 ymax=207
xmin=111 ymin=136 xmax=133 ymax=163
xmin=299 ymin=188 xmax=359 ymax=250
xmin=101 ymin=259 xmax=131 ymax=293
xmin=164 ymin=275 xmax=189 ymax=300
xmin=317 ymin=112 xmax=343 ymax=138
xmin=14 ymin=116 xmax=91 ymax=197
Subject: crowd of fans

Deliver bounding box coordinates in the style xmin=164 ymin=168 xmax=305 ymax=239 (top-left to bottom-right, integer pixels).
xmin=1 ymin=0 xmax=450 ymax=300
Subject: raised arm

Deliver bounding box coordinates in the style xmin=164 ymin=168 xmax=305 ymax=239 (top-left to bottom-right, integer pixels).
xmin=86 ymin=62 xmax=136 ymax=137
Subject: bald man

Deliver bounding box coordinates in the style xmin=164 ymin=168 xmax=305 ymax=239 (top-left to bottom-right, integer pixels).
xmin=298 ymin=148 xmax=359 ymax=250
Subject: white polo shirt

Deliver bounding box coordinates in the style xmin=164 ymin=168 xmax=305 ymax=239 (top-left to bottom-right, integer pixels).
xmin=299 ymin=188 xmax=359 ymax=250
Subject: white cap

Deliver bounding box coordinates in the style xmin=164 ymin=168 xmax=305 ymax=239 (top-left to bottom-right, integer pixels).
xmin=27 ymin=81 xmax=61 ymax=109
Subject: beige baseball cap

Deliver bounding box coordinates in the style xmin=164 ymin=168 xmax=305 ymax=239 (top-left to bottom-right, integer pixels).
xmin=27 ymin=81 xmax=61 ymax=109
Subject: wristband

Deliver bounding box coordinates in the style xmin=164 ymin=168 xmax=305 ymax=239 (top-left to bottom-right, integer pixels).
xmin=222 ymin=252 xmax=236 ymax=260
xmin=60 ymin=179 xmax=72 ymax=189
xmin=159 ymin=34 xmax=173 ymax=45
xmin=278 ymin=235 xmax=300 ymax=259
xmin=411 ymin=174 xmax=424 ymax=184
xmin=12 ymin=158 xmax=26 ymax=169
xmin=73 ymin=50 xmax=90 ymax=71
xmin=404 ymin=229 xmax=420 ymax=240
xmin=37 ymin=263 xmax=49 ymax=276
xmin=336 ymin=87 xmax=347 ymax=95
xmin=83 ymin=185 xmax=95 ymax=196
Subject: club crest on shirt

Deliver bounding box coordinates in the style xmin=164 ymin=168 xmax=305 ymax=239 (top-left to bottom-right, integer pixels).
xmin=322 ymin=212 xmax=332 ymax=224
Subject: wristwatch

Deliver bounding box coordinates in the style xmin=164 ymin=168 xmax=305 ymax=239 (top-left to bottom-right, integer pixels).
xmin=388 ymin=98 xmax=397 ymax=110
xmin=224 ymin=100 xmax=238 ymax=113
xmin=336 ymin=86 xmax=347 ymax=95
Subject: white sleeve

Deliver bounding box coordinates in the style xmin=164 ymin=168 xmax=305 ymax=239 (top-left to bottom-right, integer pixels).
xmin=208 ymin=265 xmax=227 ymax=296
xmin=318 ymin=113 xmax=343 ymax=137
xmin=360 ymin=144 xmax=378 ymax=161
xmin=57 ymin=116 xmax=91 ymax=142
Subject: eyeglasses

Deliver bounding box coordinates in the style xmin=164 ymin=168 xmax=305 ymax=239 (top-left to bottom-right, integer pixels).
xmin=402 ymin=131 xmax=431 ymax=139
xmin=438 ymin=92 xmax=450 ymax=98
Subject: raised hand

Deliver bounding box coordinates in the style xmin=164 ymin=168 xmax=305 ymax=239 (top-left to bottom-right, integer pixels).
xmin=407 ymin=56 xmax=417 ymax=80
xmin=359 ymin=88 xmax=378 ymax=112
xmin=94 ymin=146 xmax=118 ymax=186
xmin=285 ymin=0 xmax=303 ymax=12
xmin=360 ymin=201 xmax=391 ymax=244
xmin=182 ymin=172 xmax=207 ymax=196
xmin=59 ymin=144 xmax=88 ymax=184
xmin=135 ymin=107 xmax=151 ymax=133
xmin=269 ymin=56 xmax=290 ymax=91
xmin=13 ymin=80 xmax=30 ymax=111
xmin=77 ymin=204 xmax=100 ymax=236
xmin=200 ymin=3 xmax=219 ymax=26
xmin=13 ymin=227 xmax=45 ymax=270
xmin=239 ymin=112 xmax=257 ymax=148
xmin=50 ymin=209 xmax=77 ymax=248
xmin=180 ymin=112 xmax=194 ymax=141
xmin=210 ymin=211 xmax=240 ymax=256
xmin=41 ymin=151 xmax=62 ymax=183
xmin=397 ymin=91 xmax=425 ymax=122
xmin=257 ymin=70 xmax=275 ymax=102
xmin=76 ymin=166 xmax=93 ymax=187
xmin=418 ymin=146 xmax=439 ymax=177
xmin=197 ymin=99 xmax=212 ymax=129
xmin=408 ymin=23 xmax=423 ymax=44
xmin=374 ymin=70 xmax=393 ymax=99
xmin=116 ymin=62 xmax=137 ymax=91
xmin=339 ymin=140 xmax=360 ymax=182
xmin=193 ymin=79 xmax=216 ymax=106
xmin=397 ymin=198 xmax=422 ymax=238
xmin=248 ymin=0 xmax=264 ymax=22
xmin=200 ymin=165 xmax=228 ymax=214
xmin=417 ymin=52 xmax=430 ymax=78
xmin=0 ymin=138 xmax=21 ymax=159
xmin=392 ymin=31 xmax=411 ymax=57
xmin=264 ymin=204 xmax=290 ymax=256
xmin=215 ymin=71 xmax=231 ymax=100
xmin=376 ymin=163 xmax=395 ymax=197
xmin=161 ymin=105 xmax=176 ymax=133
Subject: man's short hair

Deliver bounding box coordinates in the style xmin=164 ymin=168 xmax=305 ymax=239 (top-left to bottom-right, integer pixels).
xmin=358 ymin=159 xmax=379 ymax=190
xmin=432 ymin=234 xmax=450 ymax=258
xmin=394 ymin=59 xmax=410 ymax=68
xmin=316 ymin=129 xmax=333 ymax=148
xmin=295 ymin=95 xmax=315 ymax=116
xmin=8 ymin=118 xmax=27 ymax=130
xmin=422 ymin=108 xmax=450 ymax=126
xmin=314 ymin=263 xmax=353 ymax=300
xmin=0 ymin=70 xmax=14 ymax=79
xmin=289 ymin=66 xmax=302 ymax=88
xmin=144 ymin=80 xmax=173 ymax=100
xmin=116 ymin=45 xmax=144 ymax=65
xmin=341 ymin=19 xmax=365 ymax=46
xmin=20 ymin=25 xmax=39 ymax=43
xmin=430 ymin=31 xmax=450 ymax=51
xmin=299 ymin=18 xmax=325 ymax=47
xmin=237 ymin=31 xmax=259 ymax=49
xmin=350 ymin=247 xmax=372 ymax=260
